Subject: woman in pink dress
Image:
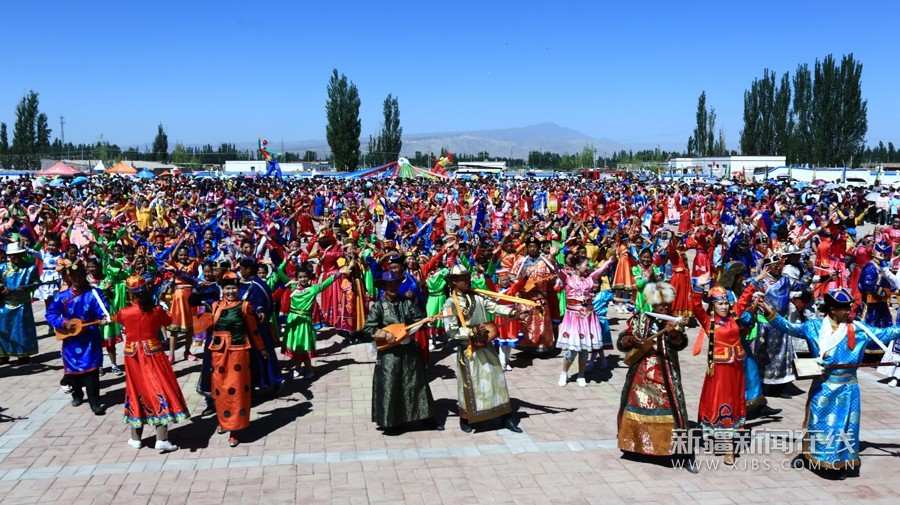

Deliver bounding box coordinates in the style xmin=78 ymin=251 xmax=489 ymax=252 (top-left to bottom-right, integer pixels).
xmin=555 ymin=256 xmax=614 ymax=387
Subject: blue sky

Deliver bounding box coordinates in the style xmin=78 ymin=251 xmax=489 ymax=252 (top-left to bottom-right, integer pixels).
xmin=2 ymin=0 xmax=898 ymax=151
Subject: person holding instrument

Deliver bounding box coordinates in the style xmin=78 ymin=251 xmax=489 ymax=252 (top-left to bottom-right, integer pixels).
xmin=760 ymin=289 xmax=900 ymax=479
xmin=442 ymin=265 xmax=530 ymax=433
xmin=616 ymin=281 xmax=697 ymax=473
xmin=364 ymin=271 xmax=441 ymax=432
xmin=46 ymin=261 xmax=112 ymax=415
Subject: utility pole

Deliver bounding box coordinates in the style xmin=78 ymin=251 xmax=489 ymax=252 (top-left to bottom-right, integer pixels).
xmin=59 ymin=115 xmax=65 ymax=158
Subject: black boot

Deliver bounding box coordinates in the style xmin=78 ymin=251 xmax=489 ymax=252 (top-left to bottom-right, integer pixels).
xmin=90 ymin=402 xmax=105 ymax=416
xmin=502 ymin=414 xmax=523 ymax=433
xmin=201 ymin=398 xmax=216 ymax=417
xmin=71 ymin=396 xmax=84 ymax=407
xmin=459 ymin=418 xmax=473 ymax=433
xmin=423 ymin=417 xmax=445 ymax=431
xmin=757 ymin=405 xmax=783 ymax=417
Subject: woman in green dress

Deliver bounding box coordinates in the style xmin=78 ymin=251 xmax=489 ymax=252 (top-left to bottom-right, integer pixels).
xmin=282 ymin=266 xmax=348 ymax=379
xmin=100 ymin=243 xmax=130 ymax=375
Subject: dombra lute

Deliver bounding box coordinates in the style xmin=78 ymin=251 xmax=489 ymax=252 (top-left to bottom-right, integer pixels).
xmin=55 ymin=318 xmax=102 ymax=341
xmin=375 ymin=315 xmax=442 ymax=351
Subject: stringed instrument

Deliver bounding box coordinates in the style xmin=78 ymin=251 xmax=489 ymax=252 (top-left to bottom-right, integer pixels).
xmin=375 ymin=315 xmax=442 ymax=351
xmin=55 ymin=318 xmax=102 ymax=341
xmin=622 ymin=313 xmax=686 ymax=366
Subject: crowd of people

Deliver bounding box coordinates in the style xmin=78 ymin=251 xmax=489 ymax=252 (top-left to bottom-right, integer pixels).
xmin=2 ymin=170 xmax=900 ymax=478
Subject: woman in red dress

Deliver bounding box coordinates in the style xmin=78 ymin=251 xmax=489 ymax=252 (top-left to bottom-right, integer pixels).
xmin=312 ymin=233 xmax=345 ymax=329
xmin=117 ymin=275 xmax=189 ymax=452
xmin=691 ymin=285 xmax=758 ymax=465
xmin=668 ymin=236 xmax=692 ymax=318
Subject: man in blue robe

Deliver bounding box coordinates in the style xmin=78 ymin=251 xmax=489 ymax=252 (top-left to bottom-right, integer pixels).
xmin=0 ymin=243 xmax=40 ymax=364
xmin=46 ymin=261 xmax=111 ymax=415
xmin=238 ymin=258 xmax=285 ymax=393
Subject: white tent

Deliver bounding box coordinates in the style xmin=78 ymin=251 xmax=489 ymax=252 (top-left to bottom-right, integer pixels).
xmin=94 ymin=160 xmax=106 ymax=172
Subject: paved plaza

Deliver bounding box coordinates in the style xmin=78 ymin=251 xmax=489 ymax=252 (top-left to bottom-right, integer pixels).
xmin=1 ymin=305 xmax=900 ymax=505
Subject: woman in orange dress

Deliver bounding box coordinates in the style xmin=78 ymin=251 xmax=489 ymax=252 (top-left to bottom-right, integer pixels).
xmin=117 ymin=275 xmax=189 ymax=452
xmin=611 ymin=235 xmax=636 ymax=293
xmin=209 ymin=274 xmax=267 ymax=447
xmin=165 ymin=246 xmax=200 ymax=363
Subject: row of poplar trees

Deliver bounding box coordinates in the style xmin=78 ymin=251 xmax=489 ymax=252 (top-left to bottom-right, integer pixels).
xmin=740 ymin=53 xmax=867 ymax=166
xmin=325 ymin=69 xmax=402 ymax=171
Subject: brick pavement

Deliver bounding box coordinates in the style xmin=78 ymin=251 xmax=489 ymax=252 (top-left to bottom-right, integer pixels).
xmin=1 ymin=302 xmax=899 ymax=505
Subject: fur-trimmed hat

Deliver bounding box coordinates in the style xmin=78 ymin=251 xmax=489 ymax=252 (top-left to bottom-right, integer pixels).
xmin=642 ymin=282 xmax=676 ymax=306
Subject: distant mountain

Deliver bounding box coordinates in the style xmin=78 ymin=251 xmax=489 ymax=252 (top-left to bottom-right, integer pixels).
xmin=400 ymin=123 xmax=626 ymax=159
xmin=229 ymin=123 xmax=627 ymax=159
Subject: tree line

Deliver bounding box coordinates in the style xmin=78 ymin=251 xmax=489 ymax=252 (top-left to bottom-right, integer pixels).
xmin=739 ymin=53 xmax=868 ymax=166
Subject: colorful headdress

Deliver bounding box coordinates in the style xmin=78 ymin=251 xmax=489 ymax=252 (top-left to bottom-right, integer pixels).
xmin=707 ymin=286 xmax=728 ymax=303
xmin=875 ymin=241 xmax=893 ymax=256
xmin=126 ymin=274 xmax=146 ymax=292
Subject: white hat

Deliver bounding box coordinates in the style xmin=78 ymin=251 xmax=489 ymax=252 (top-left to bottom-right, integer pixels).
xmin=447 ymin=265 xmax=470 ymax=278
xmin=5 ymin=243 xmax=26 ymax=255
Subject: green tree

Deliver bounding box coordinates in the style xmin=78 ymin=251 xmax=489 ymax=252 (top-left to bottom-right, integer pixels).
xmin=835 ymin=53 xmax=867 ymax=166
xmin=36 ymin=113 xmax=51 ymax=152
xmin=792 ymin=64 xmax=813 ymax=164
xmin=0 ymin=122 xmax=7 ymax=169
xmin=11 ymin=91 xmax=40 ymax=169
xmin=325 ymin=69 xmax=361 ymax=171
xmin=152 ymin=123 xmax=168 ymax=163
xmin=379 ymin=94 xmax=402 ymax=163
xmin=581 ymin=144 xmax=595 ymax=168
xmin=303 ymin=150 xmax=317 ymax=162
xmin=0 ymin=122 xmax=7 ymax=166
xmin=171 ymin=142 xmax=191 ymax=165
xmin=773 ymin=72 xmax=792 ymax=157
xmin=688 ymin=91 xmax=708 ymax=156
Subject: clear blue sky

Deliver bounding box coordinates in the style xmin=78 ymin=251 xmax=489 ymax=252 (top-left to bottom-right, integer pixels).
xmin=2 ymin=0 xmax=898 ymax=152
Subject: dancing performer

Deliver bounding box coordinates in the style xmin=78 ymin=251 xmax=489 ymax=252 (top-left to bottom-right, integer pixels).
xmin=364 ymin=272 xmax=441 ymax=431
xmin=117 ymin=275 xmax=189 ymax=452
xmin=617 ymin=282 xmax=697 ymax=472
xmin=46 ymin=261 xmax=112 ymax=415
xmin=209 ymin=275 xmax=267 ymax=447
xmin=443 ymin=265 xmax=529 ymax=433
xmin=761 ymin=289 xmax=900 ymax=478
xmin=691 ymin=285 xmax=758 ymax=465
xmin=511 ymin=237 xmax=557 ymax=351
xmin=556 ymin=256 xmax=614 ymax=387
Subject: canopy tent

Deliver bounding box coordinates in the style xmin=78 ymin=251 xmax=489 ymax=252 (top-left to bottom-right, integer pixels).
xmin=105 ymin=161 xmax=137 ymax=175
xmin=135 ymin=169 xmax=156 ymax=179
xmin=36 ymin=162 xmax=84 ymax=177
xmin=328 ymin=159 xmax=450 ymax=180
xmin=94 ymin=160 xmax=106 ymax=172
xmin=159 ymin=168 xmax=182 ymax=177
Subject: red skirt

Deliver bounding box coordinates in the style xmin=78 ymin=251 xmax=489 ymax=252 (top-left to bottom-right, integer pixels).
xmin=123 ymin=339 xmax=190 ymax=427
xmin=669 ymin=270 xmax=692 ymax=317
xmin=697 ymin=359 xmax=746 ymax=433
xmin=319 ymin=271 xmax=344 ymax=328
